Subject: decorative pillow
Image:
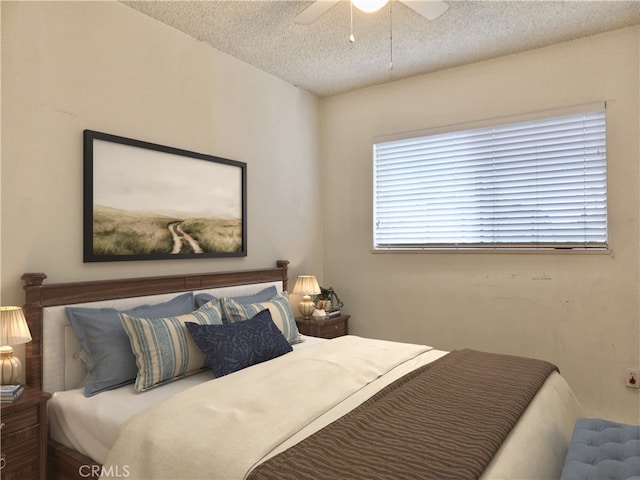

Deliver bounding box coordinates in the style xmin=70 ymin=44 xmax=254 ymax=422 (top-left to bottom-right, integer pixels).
xmin=194 ymin=286 xmax=277 ymax=309
xmin=221 ymin=292 xmax=300 ymax=344
xmin=66 ymin=292 xmax=195 ymax=397
xmin=186 ymin=309 xmax=292 ymax=378
xmin=120 ymin=300 xmax=223 ymax=392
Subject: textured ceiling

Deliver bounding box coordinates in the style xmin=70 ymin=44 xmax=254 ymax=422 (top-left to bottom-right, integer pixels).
xmin=122 ymin=0 xmax=640 ymax=97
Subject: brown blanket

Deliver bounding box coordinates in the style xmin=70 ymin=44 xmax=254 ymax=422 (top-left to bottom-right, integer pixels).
xmin=248 ymin=349 xmax=558 ymax=480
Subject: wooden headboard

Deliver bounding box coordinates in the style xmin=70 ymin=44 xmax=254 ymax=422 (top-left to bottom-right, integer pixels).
xmin=21 ymin=260 xmax=289 ymax=391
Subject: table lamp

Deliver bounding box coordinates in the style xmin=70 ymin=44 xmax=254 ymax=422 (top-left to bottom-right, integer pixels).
xmin=292 ymin=275 xmax=321 ymax=320
xmin=0 ymin=306 xmax=32 ymax=385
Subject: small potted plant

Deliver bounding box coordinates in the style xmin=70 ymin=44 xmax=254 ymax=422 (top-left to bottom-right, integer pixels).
xmin=314 ymin=287 xmax=343 ymax=314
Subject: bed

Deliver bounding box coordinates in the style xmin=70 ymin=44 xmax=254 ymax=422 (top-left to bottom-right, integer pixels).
xmin=21 ymin=260 xmax=583 ymax=480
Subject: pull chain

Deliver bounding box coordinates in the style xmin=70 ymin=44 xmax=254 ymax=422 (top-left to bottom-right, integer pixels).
xmin=389 ymin=0 xmax=394 ymax=70
xmin=350 ymin=1 xmax=355 ymax=43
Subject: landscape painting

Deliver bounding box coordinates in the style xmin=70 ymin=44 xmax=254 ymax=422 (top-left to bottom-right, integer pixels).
xmin=83 ymin=130 xmax=247 ymax=262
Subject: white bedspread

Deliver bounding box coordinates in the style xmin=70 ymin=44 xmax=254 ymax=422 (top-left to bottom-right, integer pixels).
xmin=98 ymin=336 xmax=583 ymax=480
xmin=48 ymin=335 xmax=326 ymax=464
xmin=101 ymin=336 xmax=432 ymax=480
xmin=49 ymin=371 xmax=212 ymax=465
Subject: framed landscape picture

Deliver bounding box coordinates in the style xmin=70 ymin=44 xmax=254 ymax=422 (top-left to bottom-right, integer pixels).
xmin=83 ymin=130 xmax=247 ymax=262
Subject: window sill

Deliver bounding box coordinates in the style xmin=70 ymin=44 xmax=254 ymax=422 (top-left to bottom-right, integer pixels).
xmin=371 ymin=248 xmax=612 ymax=255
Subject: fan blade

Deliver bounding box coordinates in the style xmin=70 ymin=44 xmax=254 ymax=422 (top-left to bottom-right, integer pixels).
xmin=294 ymin=0 xmax=341 ymax=25
xmin=400 ymin=0 xmax=449 ymax=21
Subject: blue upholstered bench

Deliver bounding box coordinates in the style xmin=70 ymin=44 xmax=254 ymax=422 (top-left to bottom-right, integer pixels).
xmin=561 ymin=418 xmax=640 ymax=480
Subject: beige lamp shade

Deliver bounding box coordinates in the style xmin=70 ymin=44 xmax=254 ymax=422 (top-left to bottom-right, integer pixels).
xmin=0 ymin=306 xmax=32 ymax=385
xmin=292 ymin=275 xmax=321 ymax=296
xmin=1 ymin=306 xmax=32 ymax=346
xmin=292 ymin=275 xmax=321 ymax=320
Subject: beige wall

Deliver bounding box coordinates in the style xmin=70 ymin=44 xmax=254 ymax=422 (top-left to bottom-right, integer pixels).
xmin=321 ymin=27 xmax=640 ymax=423
xmin=2 ymin=2 xmax=639 ymax=423
xmin=1 ymin=1 xmax=323 ymax=309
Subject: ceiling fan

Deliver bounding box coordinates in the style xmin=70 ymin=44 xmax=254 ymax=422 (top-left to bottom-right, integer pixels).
xmin=294 ymin=0 xmax=449 ymax=25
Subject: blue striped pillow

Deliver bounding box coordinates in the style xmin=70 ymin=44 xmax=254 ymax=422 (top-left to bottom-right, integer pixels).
xmin=120 ymin=300 xmax=223 ymax=392
xmin=221 ymin=292 xmax=300 ymax=344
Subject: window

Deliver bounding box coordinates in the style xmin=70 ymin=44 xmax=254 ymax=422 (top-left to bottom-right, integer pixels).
xmin=373 ymin=104 xmax=607 ymax=251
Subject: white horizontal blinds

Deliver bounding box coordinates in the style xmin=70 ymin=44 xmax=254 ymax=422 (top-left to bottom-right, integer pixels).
xmin=374 ymin=107 xmax=607 ymax=250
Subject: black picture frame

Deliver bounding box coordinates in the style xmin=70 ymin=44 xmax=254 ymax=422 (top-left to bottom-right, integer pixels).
xmin=83 ymin=130 xmax=247 ymax=262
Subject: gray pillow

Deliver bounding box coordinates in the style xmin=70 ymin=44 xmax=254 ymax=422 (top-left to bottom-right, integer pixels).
xmin=194 ymin=285 xmax=277 ymax=311
xmin=67 ymin=292 xmax=195 ymax=396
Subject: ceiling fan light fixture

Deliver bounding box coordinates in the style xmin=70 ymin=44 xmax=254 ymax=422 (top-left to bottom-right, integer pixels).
xmin=351 ymin=0 xmax=389 ymax=13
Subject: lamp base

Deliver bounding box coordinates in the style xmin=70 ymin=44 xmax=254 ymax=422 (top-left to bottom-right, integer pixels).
xmin=0 ymin=346 xmax=21 ymax=385
xmin=299 ymin=295 xmax=316 ymax=320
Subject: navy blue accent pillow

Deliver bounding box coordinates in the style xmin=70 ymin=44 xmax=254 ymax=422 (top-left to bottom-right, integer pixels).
xmin=194 ymin=286 xmax=277 ymax=309
xmin=186 ymin=309 xmax=292 ymax=378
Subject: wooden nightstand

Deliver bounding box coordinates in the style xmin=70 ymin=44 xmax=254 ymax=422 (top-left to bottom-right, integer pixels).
xmin=0 ymin=386 xmax=51 ymax=480
xmin=295 ymin=314 xmax=350 ymax=339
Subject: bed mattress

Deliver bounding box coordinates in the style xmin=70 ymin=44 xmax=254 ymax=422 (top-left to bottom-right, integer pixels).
xmin=50 ymin=334 xmax=582 ymax=479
